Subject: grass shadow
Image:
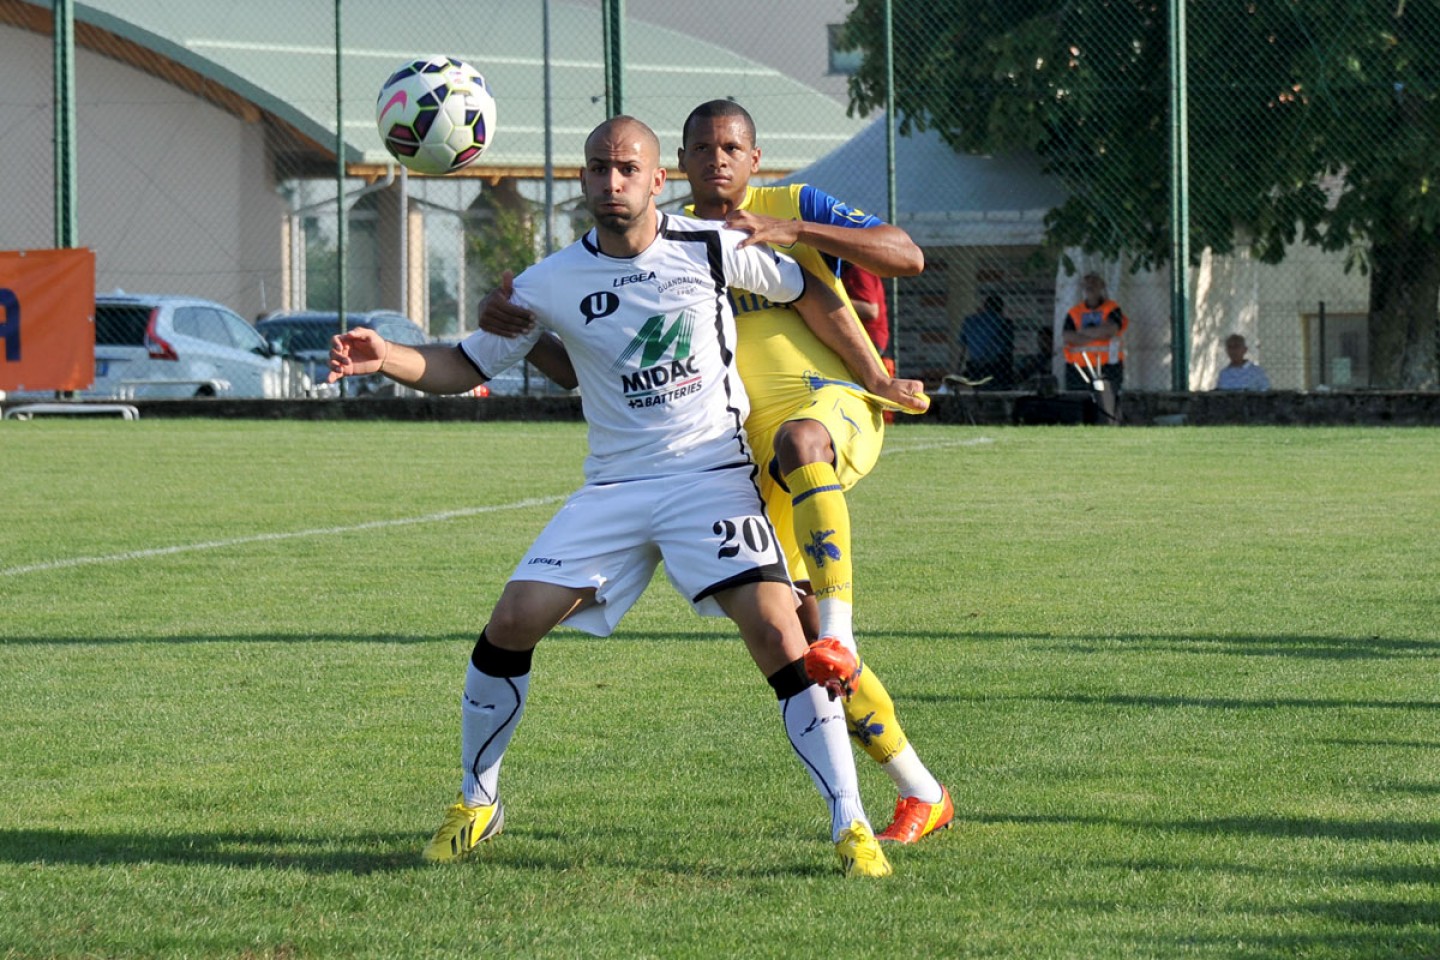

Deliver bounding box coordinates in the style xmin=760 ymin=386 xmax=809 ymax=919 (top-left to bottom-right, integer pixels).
xmin=0 ymin=828 xmax=424 ymax=875
xmin=975 ymin=810 xmax=1440 ymax=844
xmin=0 ymin=825 xmax=832 ymax=881
xmin=905 ymin=691 xmax=1440 ymax=711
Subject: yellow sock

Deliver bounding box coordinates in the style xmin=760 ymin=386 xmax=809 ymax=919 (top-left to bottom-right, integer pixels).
xmin=785 ymin=462 xmax=853 ymax=640
xmin=843 ymin=660 xmax=909 ymax=764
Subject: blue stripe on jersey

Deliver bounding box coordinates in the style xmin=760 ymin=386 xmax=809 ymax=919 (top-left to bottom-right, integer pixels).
xmin=805 ymin=373 xmax=864 ymax=392
xmin=797 ymin=184 xmax=884 ymax=230
xmin=792 ymin=483 xmax=844 ymax=506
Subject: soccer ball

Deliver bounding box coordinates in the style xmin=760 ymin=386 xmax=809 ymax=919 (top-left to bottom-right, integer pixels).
xmin=376 ymin=56 xmax=496 ymax=175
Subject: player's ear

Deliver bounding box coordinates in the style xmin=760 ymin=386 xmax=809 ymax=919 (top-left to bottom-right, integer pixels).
xmin=751 ymin=146 xmax=762 ymax=172
xmin=652 ymin=165 xmax=667 ymax=195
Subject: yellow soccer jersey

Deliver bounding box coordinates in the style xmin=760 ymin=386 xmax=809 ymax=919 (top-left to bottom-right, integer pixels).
xmin=692 ymin=184 xmax=887 ymax=437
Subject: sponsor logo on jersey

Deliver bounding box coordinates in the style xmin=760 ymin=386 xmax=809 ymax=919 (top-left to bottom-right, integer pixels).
xmin=580 ymin=290 xmax=620 ymax=325
xmin=614 ymin=311 xmax=704 ymax=409
xmin=613 ymin=271 xmax=656 ymax=287
xmin=657 ymin=274 xmax=707 ymax=296
xmin=527 ymin=557 xmax=562 ymax=567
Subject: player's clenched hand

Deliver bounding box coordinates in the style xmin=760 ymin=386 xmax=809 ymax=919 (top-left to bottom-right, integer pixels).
xmin=725 ymin=209 xmax=801 ymax=249
xmin=327 ymin=327 xmax=389 ymax=383
xmin=874 ymin=376 xmax=931 ymax=414
xmin=476 ymin=270 xmax=535 ymax=338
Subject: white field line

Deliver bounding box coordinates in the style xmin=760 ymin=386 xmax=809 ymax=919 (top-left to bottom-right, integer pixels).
xmin=1 ymin=495 xmax=565 ymax=578
xmin=4 ymin=437 xmax=990 ymax=579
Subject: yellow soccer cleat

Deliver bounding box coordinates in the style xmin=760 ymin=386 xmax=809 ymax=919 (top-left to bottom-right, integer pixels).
xmin=421 ymin=795 xmax=504 ymax=863
xmin=835 ymin=820 xmax=893 ymax=878
xmin=877 ymin=785 xmax=955 ymax=844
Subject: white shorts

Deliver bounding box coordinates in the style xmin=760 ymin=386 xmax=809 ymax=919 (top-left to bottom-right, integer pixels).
xmin=511 ymin=466 xmax=790 ymax=636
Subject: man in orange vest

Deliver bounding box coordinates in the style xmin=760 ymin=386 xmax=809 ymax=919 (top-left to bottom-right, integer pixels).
xmin=1063 ymin=272 xmax=1128 ymax=391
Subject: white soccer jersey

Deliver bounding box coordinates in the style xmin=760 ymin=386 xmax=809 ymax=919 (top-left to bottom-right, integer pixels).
xmin=459 ymin=213 xmax=807 ymax=483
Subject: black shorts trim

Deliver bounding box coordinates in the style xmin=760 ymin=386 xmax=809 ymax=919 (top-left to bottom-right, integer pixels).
xmin=692 ymin=562 xmax=791 ymax=605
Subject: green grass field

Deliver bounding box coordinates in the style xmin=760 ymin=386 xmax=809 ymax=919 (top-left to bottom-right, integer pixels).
xmin=2 ymin=420 xmax=1437 ymax=959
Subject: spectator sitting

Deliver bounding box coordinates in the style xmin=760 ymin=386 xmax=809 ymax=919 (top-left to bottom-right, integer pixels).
xmin=958 ymin=295 xmax=1015 ymax=389
xmin=1214 ymin=334 xmax=1270 ymax=391
xmin=1015 ymin=326 xmax=1056 ymax=393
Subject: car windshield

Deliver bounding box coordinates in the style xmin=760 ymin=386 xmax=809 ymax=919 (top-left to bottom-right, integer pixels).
xmin=259 ymin=321 xmax=335 ymax=354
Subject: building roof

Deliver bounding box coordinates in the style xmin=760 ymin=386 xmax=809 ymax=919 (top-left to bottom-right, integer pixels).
xmin=779 ymin=117 xmax=1071 ymax=246
xmin=28 ymin=0 xmax=867 ymax=177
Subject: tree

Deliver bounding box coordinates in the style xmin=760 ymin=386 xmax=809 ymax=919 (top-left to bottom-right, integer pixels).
xmin=842 ymin=1 xmax=1440 ymax=387
xmin=468 ymin=203 xmax=537 ymax=293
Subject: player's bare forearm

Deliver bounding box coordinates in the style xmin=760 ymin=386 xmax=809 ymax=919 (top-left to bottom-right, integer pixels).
xmin=731 ymin=211 xmax=921 ymax=279
xmin=526 ymin=333 xmax=578 ymax=390
xmin=727 ymin=212 xmax=924 ymax=278
xmin=790 ymin=283 xmax=925 ymax=412
xmin=329 ymin=332 xmax=484 ymax=395
xmin=850 ymin=298 xmax=882 ymax=324
xmin=400 ymin=344 xmax=490 ymax=394
xmin=790 ymin=282 xmax=887 ymax=388
xmin=797 ymin=222 xmax=923 ymax=278
xmin=788 ymin=283 xmax=929 ymax=413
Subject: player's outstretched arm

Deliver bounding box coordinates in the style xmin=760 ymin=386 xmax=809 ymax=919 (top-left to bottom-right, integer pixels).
xmin=727 ymin=209 xmax=923 ymax=278
xmin=327 ymin=327 xmax=485 ymax=395
xmin=790 ymin=281 xmax=928 ymax=414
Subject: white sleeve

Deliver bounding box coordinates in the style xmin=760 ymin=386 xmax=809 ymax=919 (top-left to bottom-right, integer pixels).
xmin=722 ymin=229 xmax=806 ymax=304
xmin=457 ymin=272 xmax=546 ymax=379
xmin=457 ymin=327 xmax=541 ymax=381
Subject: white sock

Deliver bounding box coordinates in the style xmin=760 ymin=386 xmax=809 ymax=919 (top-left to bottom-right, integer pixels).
xmin=817 ymin=598 xmax=856 ymax=654
xmin=881 ymin=744 xmax=944 ymax=804
xmin=780 ymin=682 xmax=869 ymax=840
xmin=459 ymin=663 xmax=529 ymax=807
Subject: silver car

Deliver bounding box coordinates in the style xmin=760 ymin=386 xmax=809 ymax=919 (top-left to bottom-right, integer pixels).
xmin=89 ymin=293 xmax=310 ymax=399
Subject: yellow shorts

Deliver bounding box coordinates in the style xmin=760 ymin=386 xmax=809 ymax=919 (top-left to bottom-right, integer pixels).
xmin=748 ymin=382 xmax=886 ymax=583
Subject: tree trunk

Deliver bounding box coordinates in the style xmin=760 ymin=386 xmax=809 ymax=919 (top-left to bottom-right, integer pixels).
xmin=1368 ymin=230 xmax=1440 ymax=390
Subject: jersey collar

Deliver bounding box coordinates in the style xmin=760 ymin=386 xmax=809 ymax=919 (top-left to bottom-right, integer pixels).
xmin=581 ymin=213 xmax=670 ymax=260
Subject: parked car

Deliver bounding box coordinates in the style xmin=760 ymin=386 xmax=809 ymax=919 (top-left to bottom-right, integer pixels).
xmin=432 ymin=334 xmax=578 ymax=398
xmin=85 ymin=292 xmax=311 ymax=399
xmin=256 ymin=311 xmax=429 ymax=397
xmin=478 ymin=364 xmax=577 ymax=397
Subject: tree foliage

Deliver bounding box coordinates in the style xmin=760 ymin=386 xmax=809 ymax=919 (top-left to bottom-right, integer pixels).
xmin=842 ymin=0 xmax=1440 ymax=386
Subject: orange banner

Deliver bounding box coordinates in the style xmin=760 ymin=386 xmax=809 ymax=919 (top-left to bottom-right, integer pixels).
xmin=0 ymin=248 xmax=96 ymax=393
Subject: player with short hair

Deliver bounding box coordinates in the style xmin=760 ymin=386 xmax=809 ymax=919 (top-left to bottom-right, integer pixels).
xmin=328 ymin=116 xmax=926 ymax=877
xmin=680 ymin=99 xmax=953 ymax=844
xmin=478 ymin=104 xmax=954 ymax=844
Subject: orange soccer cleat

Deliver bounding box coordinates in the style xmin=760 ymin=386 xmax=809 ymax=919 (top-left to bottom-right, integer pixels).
xmin=877 ymin=786 xmax=955 ymax=844
xmin=803 ymin=636 xmax=859 ymax=701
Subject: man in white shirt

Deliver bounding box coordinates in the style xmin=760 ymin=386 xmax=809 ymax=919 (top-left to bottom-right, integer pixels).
xmin=327 ymin=116 xmax=926 ymax=877
xmin=1215 ymin=334 xmax=1271 ymax=391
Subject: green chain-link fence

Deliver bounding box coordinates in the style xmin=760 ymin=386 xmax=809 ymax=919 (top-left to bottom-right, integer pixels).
xmin=4 ymin=1 xmax=1437 ymax=394
xmin=838 ymin=0 xmax=1440 ymax=392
